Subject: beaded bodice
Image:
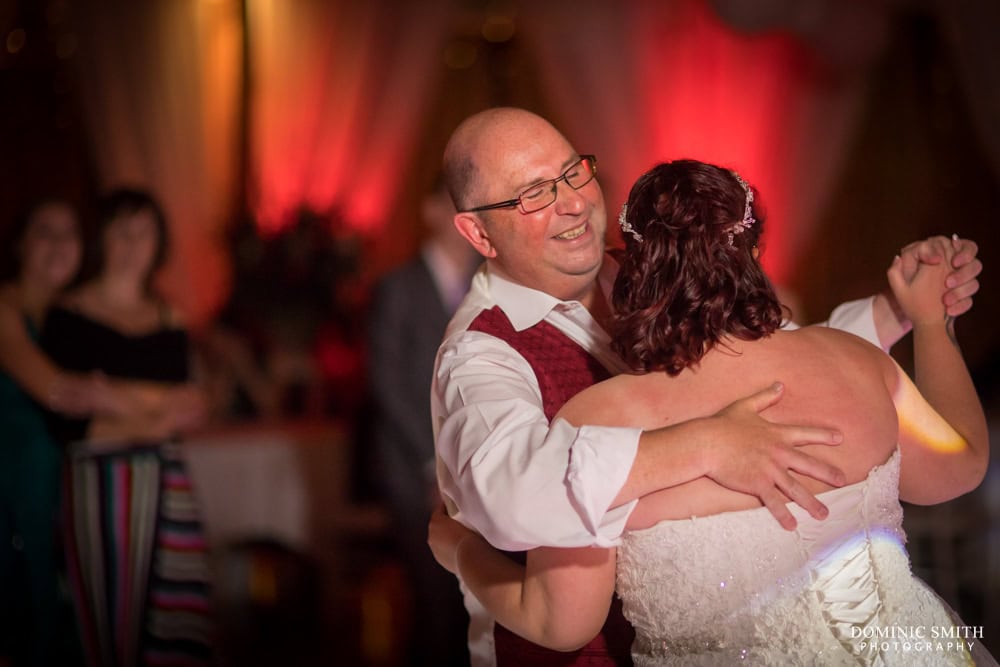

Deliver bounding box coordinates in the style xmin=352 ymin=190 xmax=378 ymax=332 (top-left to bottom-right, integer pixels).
xmin=616 ymin=449 xmax=973 ymax=666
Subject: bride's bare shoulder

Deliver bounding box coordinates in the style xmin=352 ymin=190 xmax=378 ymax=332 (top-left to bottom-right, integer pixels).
xmin=787 ymin=325 xmax=886 ymax=357
xmin=779 ymin=326 xmax=895 ymax=384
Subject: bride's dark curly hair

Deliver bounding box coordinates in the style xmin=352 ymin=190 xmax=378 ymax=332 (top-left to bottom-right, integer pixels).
xmin=611 ymin=159 xmax=783 ymax=375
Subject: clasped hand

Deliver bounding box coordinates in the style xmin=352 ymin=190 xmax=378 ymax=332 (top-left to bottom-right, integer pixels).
xmin=889 ymin=236 xmax=959 ymax=327
xmin=895 ymin=235 xmax=980 ymax=319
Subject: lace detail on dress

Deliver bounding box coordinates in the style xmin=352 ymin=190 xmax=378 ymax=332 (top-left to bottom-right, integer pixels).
xmin=617 ymin=448 xmax=975 ymax=666
xmin=797 ymin=452 xmax=900 ymax=665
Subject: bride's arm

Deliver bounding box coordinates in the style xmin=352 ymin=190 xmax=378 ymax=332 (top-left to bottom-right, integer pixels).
xmin=884 ymin=241 xmax=988 ymax=504
xmin=428 ymin=505 xmax=615 ymax=651
xmin=866 ymin=235 xmax=980 ymax=349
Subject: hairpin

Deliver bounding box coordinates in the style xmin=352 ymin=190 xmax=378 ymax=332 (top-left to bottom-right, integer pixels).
xmin=618 ymin=203 xmax=643 ymax=242
xmin=728 ymin=171 xmax=756 ymax=245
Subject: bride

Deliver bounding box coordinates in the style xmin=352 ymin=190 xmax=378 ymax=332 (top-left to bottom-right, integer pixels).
xmin=429 ymin=159 xmax=991 ymax=665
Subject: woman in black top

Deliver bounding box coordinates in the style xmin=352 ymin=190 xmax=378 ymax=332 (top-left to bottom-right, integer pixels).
xmin=42 ymin=189 xmax=213 ymax=667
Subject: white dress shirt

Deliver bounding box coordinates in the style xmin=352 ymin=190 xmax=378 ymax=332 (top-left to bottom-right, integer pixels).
xmin=431 ymin=255 xmax=883 ymax=666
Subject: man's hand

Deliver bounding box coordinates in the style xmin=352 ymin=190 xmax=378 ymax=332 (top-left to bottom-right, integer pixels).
xmin=896 ymin=235 xmax=980 ymax=311
xmin=703 ymin=382 xmax=845 ymax=531
xmin=874 ymin=236 xmax=980 ymax=348
xmin=427 ymin=503 xmax=478 ymax=575
xmin=888 ymin=238 xmax=955 ymax=327
xmin=900 ymin=235 xmax=980 ymax=316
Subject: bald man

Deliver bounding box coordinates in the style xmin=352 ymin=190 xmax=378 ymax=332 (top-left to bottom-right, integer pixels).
xmin=430 ymin=107 xmax=981 ymax=666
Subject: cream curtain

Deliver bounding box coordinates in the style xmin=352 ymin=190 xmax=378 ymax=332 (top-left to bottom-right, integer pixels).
xmin=74 ymin=0 xmax=243 ymax=325
xmin=73 ymin=0 xmax=452 ymax=325
xmin=246 ymin=0 xmax=452 ymax=235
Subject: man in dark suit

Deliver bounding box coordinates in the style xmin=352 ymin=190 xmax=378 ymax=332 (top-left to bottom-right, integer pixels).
xmin=370 ymin=179 xmax=478 ymax=666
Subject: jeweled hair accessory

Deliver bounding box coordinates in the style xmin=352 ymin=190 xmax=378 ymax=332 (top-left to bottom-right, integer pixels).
xmin=728 ymin=171 xmax=756 ymax=246
xmin=618 ymin=203 xmax=643 ymax=242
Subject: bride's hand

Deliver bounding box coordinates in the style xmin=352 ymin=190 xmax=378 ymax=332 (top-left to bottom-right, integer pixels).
xmin=427 ymin=503 xmax=478 ymax=575
xmin=888 ymin=238 xmax=955 ymax=327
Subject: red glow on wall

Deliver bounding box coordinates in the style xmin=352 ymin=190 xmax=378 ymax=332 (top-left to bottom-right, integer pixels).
xmin=246 ymin=1 xmax=448 ymax=239
xmin=627 ymin=0 xmax=817 ymax=284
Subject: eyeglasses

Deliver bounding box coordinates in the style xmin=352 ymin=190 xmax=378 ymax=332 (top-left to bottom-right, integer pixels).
xmin=460 ymin=155 xmax=597 ymax=214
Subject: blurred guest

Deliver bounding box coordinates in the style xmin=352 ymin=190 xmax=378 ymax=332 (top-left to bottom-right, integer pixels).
xmin=41 ymin=188 xmax=213 ymax=667
xmin=202 ymin=209 xmax=367 ymax=422
xmin=194 ymin=216 xmax=283 ymax=422
xmin=0 ymin=199 xmax=101 ymax=666
xmin=369 ymin=179 xmax=478 ymax=666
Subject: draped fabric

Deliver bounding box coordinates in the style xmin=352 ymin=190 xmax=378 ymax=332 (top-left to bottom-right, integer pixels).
xmin=519 ymin=0 xmax=870 ymax=286
xmin=72 ymin=0 xmax=243 ymax=326
xmin=246 ymin=0 xmax=453 ymax=235
xmin=937 ymin=0 xmax=1000 ymax=185
xmin=68 ymin=0 xmax=997 ymax=320
xmin=71 ymin=0 xmax=451 ymax=325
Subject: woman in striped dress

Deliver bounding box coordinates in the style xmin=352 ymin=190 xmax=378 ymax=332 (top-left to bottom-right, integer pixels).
xmin=42 ymin=188 xmax=214 ymax=666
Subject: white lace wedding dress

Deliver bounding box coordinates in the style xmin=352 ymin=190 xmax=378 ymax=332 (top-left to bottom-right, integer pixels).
xmin=617 ymin=449 xmax=990 ymax=666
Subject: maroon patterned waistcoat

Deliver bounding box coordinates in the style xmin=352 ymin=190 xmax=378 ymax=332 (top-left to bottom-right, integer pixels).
xmin=467 ymin=306 xmax=634 ymax=666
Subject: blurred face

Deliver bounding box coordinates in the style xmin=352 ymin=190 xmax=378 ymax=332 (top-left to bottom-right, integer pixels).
xmin=464 ymin=115 xmax=607 ymax=302
xmin=423 ymin=189 xmax=457 ymax=238
xmin=102 ymin=208 xmax=160 ymax=284
xmin=19 ymin=202 xmax=81 ymax=290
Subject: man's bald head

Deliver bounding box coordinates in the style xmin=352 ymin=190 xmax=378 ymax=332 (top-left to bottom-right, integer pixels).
xmin=442 ymin=107 xmax=566 ymax=211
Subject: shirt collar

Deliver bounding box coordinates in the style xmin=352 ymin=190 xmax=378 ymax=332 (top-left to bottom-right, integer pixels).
xmin=486 ymin=254 xmax=620 ymax=332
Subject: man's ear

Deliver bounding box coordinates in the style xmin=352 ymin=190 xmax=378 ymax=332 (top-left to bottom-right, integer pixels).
xmin=453 ymin=213 xmax=496 ymax=258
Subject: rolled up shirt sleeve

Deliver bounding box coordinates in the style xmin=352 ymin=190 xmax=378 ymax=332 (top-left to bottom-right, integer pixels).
xmin=567 ymin=422 xmax=640 ymax=547
xmin=433 ymin=331 xmax=640 ymax=551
